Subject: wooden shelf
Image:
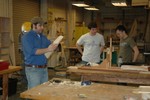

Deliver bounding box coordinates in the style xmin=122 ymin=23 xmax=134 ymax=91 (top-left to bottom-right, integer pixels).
xmin=67 ymin=47 xmax=81 ymax=66
xmin=54 ymin=17 xmax=67 ymax=22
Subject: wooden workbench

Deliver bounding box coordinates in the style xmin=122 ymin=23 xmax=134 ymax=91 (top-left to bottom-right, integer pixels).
xmin=67 ymin=66 xmax=150 ymax=85
xmin=0 ymin=66 xmax=22 ymax=100
xmin=20 ymin=80 xmax=141 ymax=100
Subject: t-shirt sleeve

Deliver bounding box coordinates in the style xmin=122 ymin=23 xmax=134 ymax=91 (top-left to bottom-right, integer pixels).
xmin=129 ymin=38 xmax=136 ymax=48
xmin=100 ymin=35 xmax=105 ymax=46
xmin=77 ymin=35 xmax=84 ymax=45
xmin=44 ymin=36 xmax=51 ymax=47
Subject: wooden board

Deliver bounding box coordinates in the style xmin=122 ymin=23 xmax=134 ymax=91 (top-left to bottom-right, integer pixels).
xmin=20 ymin=81 xmax=141 ymax=100
xmin=78 ymin=66 xmax=142 ymax=74
xmin=67 ymin=67 xmax=150 ymax=85
xmin=0 ymin=66 xmax=22 ymax=75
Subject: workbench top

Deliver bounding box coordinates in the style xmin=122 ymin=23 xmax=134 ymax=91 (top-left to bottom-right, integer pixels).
xmin=0 ymin=66 xmax=22 ymax=74
xmin=20 ymin=79 xmax=141 ymax=100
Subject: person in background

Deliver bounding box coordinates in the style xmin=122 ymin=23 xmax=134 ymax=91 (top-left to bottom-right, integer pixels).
xmin=115 ymin=25 xmax=139 ymax=64
xmin=22 ymin=17 xmax=58 ymax=89
xmin=76 ymin=22 xmax=105 ymax=65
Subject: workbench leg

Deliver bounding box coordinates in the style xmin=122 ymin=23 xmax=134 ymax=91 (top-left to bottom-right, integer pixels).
xmin=2 ymin=74 xmax=8 ymax=100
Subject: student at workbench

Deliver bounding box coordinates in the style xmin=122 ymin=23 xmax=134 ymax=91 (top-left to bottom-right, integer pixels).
xmin=115 ymin=25 xmax=139 ymax=64
xmin=22 ymin=17 xmax=58 ymax=89
xmin=76 ymin=22 xmax=105 ymax=65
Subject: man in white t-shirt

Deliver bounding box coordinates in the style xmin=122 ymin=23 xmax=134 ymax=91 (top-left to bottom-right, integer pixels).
xmin=76 ymin=22 xmax=105 ymax=65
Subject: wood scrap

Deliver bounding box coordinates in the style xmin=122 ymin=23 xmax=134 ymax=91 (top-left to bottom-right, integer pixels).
xmin=133 ymin=86 xmax=150 ymax=100
xmin=98 ymin=37 xmax=112 ymax=68
xmin=134 ymin=86 xmax=150 ymax=93
xmin=98 ymin=59 xmax=110 ymax=68
xmin=121 ymin=65 xmax=149 ymax=71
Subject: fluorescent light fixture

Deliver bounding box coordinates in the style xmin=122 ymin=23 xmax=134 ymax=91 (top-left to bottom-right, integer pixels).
xmin=72 ymin=1 xmax=89 ymax=7
xmin=84 ymin=6 xmax=99 ymax=10
xmin=111 ymin=0 xmax=127 ymax=6
xmin=112 ymin=2 xmax=127 ymax=6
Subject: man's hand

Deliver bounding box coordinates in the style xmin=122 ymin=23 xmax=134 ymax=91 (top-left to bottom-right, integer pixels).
xmin=35 ymin=44 xmax=58 ymax=55
xmin=48 ymin=44 xmax=58 ymax=52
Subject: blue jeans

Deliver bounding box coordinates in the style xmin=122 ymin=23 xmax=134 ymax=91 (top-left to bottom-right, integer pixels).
xmin=25 ymin=66 xmax=48 ymax=89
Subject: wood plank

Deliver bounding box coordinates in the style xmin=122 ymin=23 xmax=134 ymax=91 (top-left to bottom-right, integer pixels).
xmin=67 ymin=68 xmax=150 ymax=85
xmin=78 ymin=66 xmax=142 ymax=74
xmin=82 ymin=74 xmax=150 ymax=85
xmin=121 ymin=65 xmax=148 ymax=71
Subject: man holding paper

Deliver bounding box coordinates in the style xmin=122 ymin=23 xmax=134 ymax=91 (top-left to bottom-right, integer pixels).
xmin=22 ymin=17 xmax=58 ymax=89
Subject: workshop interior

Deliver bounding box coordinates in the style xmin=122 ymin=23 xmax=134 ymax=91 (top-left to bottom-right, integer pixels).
xmin=0 ymin=0 xmax=150 ymax=100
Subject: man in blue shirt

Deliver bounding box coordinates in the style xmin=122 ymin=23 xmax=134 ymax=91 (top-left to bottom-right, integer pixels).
xmin=22 ymin=17 xmax=57 ymax=89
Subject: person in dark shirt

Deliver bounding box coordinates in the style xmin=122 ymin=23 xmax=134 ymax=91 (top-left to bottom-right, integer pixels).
xmin=115 ymin=25 xmax=139 ymax=64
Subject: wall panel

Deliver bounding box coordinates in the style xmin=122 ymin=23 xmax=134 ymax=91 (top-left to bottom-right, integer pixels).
xmin=13 ymin=0 xmax=40 ymax=65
